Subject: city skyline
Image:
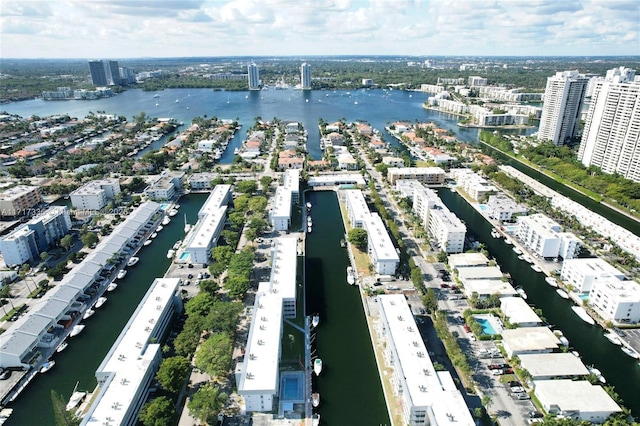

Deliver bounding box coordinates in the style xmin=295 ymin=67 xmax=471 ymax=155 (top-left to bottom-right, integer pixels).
xmin=1 ymin=0 xmax=639 ymax=59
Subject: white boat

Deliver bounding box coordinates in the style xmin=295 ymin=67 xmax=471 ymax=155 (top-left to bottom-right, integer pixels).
xmin=553 ymin=330 xmax=569 ymax=346
xmin=168 ymin=209 xmax=178 ymax=217
xmin=491 ymin=230 xmax=501 ymax=238
xmin=312 ymin=414 xmax=320 ymax=426
xmin=531 ymin=265 xmax=542 ymax=273
xmin=545 ymin=277 xmax=558 ymax=287
xmin=153 ymin=94 xmax=160 ymax=98
xmin=571 ymin=306 xmax=595 ymax=325
xmin=313 ymin=358 xmax=323 ymax=376
xmin=184 ymin=214 xmax=191 ymax=234
xmin=347 ymin=266 xmax=356 ymax=285
xmin=94 ymin=297 xmax=107 ymax=309
xmin=83 ymin=309 xmax=95 ymax=320
xmin=66 ymin=389 xmax=87 ymax=412
xmin=588 ymin=366 xmax=606 ymax=384
xmin=307 ymin=216 xmax=312 ymax=226
xmin=312 ymin=392 xmax=320 ymax=408
xmin=107 ymin=282 xmax=118 ymax=292
xmin=150 ymin=232 xmax=158 ymax=239
xmin=175 ymin=99 xmax=179 ymax=103
xmin=117 ymin=269 xmax=127 ymax=280
xmin=621 ymin=346 xmax=640 ymax=359
xmin=156 ymin=225 xmax=164 ymax=232
xmin=162 ymin=216 xmax=171 ymax=226
xmin=40 ymin=360 xmax=55 ymax=373
xmin=173 ymin=240 xmax=182 ymax=250
xmin=234 ymin=148 xmax=239 ymax=155
xmin=143 ymin=239 xmax=152 ymax=246
xmin=517 ymin=255 xmax=525 ymax=260
xmin=603 ymin=331 xmax=622 ymax=346
xmin=504 ymin=239 xmax=513 ymax=245
xmin=312 ymin=315 xmax=319 ymax=328
xmin=167 ymin=249 xmax=175 ymax=259
xmin=127 ymin=257 xmax=139 ymax=267
xmin=307 ymin=226 xmax=312 ymax=233
xmin=70 ymin=324 xmax=85 ymax=337
xmin=523 ymin=256 xmax=533 ymax=263
xmin=0 ymin=408 xmax=14 ymax=424
xmin=516 ymin=287 xmax=528 ymax=300
xmin=556 ymin=289 xmax=570 ymax=299
xmin=56 ymin=340 xmax=68 ymax=353
xmin=306 ymin=202 xmax=312 ymax=210
xmin=512 ymin=247 xmax=522 ymax=254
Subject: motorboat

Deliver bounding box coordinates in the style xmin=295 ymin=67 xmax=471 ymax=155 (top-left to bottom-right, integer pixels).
xmin=522 ymin=256 xmax=533 ymax=263
xmin=40 ymin=360 xmax=55 ymax=374
xmin=306 ymin=202 xmax=312 ymax=211
xmin=621 ymin=346 xmax=640 ymax=359
xmin=66 ymin=389 xmax=87 ymax=412
xmin=150 ymin=232 xmax=158 ymax=239
xmin=340 ymin=239 xmax=347 ymax=248
xmin=94 ymin=297 xmax=107 ymax=309
xmin=553 ymin=330 xmax=569 ymax=346
xmin=82 ymin=309 xmax=95 ymax=320
xmin=313 ymin=358 xmax=323 ymax=376
xmin=504 ymin=239 xmax=513 ymax=245
xmin=173 ymin=240 xmax=182 ymax=250
xmin=153 ymin=94 xmax=160 ymax=98
xmin=162 ymin=216 xmax=171 ymax=226
xmin=603 ymin=331 xmax=622 ymax=346
xmin=107 ymin=282 xmax=118 ymax=292
xmin=127 ymin=257 xmax=139 ymax=267
xmin=556 ymin=289 xmax=570 ymax=299
xmin=312 ymin=414 xmax=320 ymax=426
xmin=156 ymin=225 xmax=164 ymax=232
xmin=143 ymin=239 xmax=152 ymax=246
xmin=312 ymin=315 xmax=319 ymax=328
xmin=307 ymin=225 xmax=312 ymax=233
xmin=571 ymin=306 xmax=595 ymax=325
xmin=512 ymin=247 xmax=522 ymax=255
xmin=167 ymin=249 xmax=175 ymax=259
xmin=70 ymin=324 xmax=85 ymax=337
xmin=531 ymin=265 xmax=542 ymax=273
xmin=491 ymin=230 xmax=501 ymax=238
xmin=307 ymin=216 xmax=312 ymax=226
xmin=56 ymin=340 xmax=68 ymax=353
xmin=312 ymin=392 xmax=320 ymax=408
xmin=588 ymin=366 xmax=606 ymax=384
xmin=517 ymin=255 xmax=525 ymax=260
xmin=347 ymin=266 xmax=356 ymax=285
xmin=0 ymin=408 xmax=14 ymax=424
xmin=545 ymin=277 xmax=558 ymax=287
xmin=516 ymin=287 xmax=528 ymax=300
xmin=117 ymin=269 xmax=127 ymax=280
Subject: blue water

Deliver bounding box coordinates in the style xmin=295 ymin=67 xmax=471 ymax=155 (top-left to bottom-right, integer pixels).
xmin=160 ymin=203 xmax=169 ymax=210
xmin=179 ymin=252 xmax=190 ymax=261
xmin=476 ymin=317 xmax=498 ymax=335
xmin=281 ymin=376 xmax=300 ymax=400
xmin=479 ymin=204 xmax=488 ymax=211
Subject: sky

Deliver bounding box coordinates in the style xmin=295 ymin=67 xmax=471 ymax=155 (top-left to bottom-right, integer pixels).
xmin=1 ymin=0 xmax=639 ymax=59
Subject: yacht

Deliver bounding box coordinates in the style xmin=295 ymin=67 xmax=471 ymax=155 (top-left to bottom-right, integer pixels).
xmin=150 ymin=232 xmax=158 ymax=239
xmin=175 ymin=99 xmax=179 ymax=103
xmin=307 ymin=216 xmax=312 ymax=226
xmin=313 ymin=358 xmax=323 ymax=376
xmin=168 ymin=209 xmax=178 ymax=217
xmin=545 ymin=277 xmax=558 ymax=287
xmin=312 ymin=392 xmax=320 ymax=408
xmin=156 ymin=225 xmax=164 ymax=232
xmin=66 ymin=388 xmax=87 ymax=412
xmin=306 ymin=202 xmax=312 ymax=211
xmin=556 ymin=289 xmax=570 ymax=299
xmin=153 ymin=94 xmax=160 ymax=98
xmin=167 ymin=249 xmax=175 ymax=259
xmin=571 ymin=306 xmax=595 ymax=325
xmin=40 ymin=360 xmax=55 ymax=374
xmin=117 ymin=270 xmax=127 ymax=280
xmin=173 ymin=240 xmax=182 ymax=250
xmin=347 ymin=266 xmax=356 ymax=285
xmin=70 ymin=324 xmax=85 ymax=337
xmin=107 ymin=282 xmax=118 ymax=292
xmin=512 ymin=247 xmax=522 ymax=255
xmin=143 ymin=239 xmax=152 ymax=247
xmin=587 ymin=366 xmax=606 ymax=384
xmin=603 ymin=331 xmax=623 ymax=346
xmin=94 ymin=297 xmax=107 ymax=309
xmin=82 ymin=309 xmax=95 ymax=320
xmin=127 ymin=257 xmax=139 ymax=267
xmin=312 ymin=315 xmax=319 ymax=328
xmin=307 ymin=225 xmax=312 ymax=233
xmin=531 ymin=264 xmax=543 ymax=273
xmin=162 ymin=216 xmax=171 ymax=226
xmin=56 ymin=340 xmax=68 ymax=353
xmin=515 ymin=287 xmax=528 ymax=300
xmin=553 ymin=330 xmax=569 ymax=346
xmin=621 ymin=346 xmax=640 ymax=359
xmin=312 ymin=414 xmax=320 ymax=426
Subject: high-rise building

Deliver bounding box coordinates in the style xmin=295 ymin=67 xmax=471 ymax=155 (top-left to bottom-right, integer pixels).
xmin=578 ymin=67 xmax=640 ymax=182
xmin=88 ymin=60 xmax=121 ymax=86
xmin=248 ymin=63 xmax=260 ymax=90
xmin=538 ymin=70 xmax=589 ymax=145
xmin=300 ymin=63 xmax=311 ymax=90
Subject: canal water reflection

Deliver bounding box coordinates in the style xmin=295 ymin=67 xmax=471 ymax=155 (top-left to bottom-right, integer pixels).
xmin=438 ymin=189 xmax=640 ymax=418
xmin=305 ymin=191 xmax=389 ymax=425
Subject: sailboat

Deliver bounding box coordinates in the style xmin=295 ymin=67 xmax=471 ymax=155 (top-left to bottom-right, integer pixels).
xmin=184 ymin=213 xmax=191 ymax=234
xmin=66 ymin=382 xmax=87 ymax=412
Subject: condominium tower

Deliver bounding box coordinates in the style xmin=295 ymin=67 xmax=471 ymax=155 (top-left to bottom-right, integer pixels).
xmin=300 ymin=63 xmax=311 ymax=90
xmin=88 ymin=60 xmax=121 ymax=86
xmin=248 ymin=63 xmax=260 ymax=90
xmin=538 ymin=70 xmax=589 ymax=145
xmin=578 ymin=67 xmax=640 ymax=182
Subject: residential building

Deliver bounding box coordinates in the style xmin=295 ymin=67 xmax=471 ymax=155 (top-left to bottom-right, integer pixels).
xmin=268 ymin=237 xmax=298 ymax=318
xmin=363 ymin=213 xmax=399 ymax=275
xmin=70 ymin=179 xmax=121 ymax=211
xmin=188 ymin=172 xmax=219 ymax=191
xmin=387 ymin=167 xmax=445 ymax=186
xmin=468 ymin=76 xmax=488 ymax=87
xmin=577 ymin=67 xmax=640 ymax=182
xmin=248 ymin=63 xmax=260 ymax=90
xmin=501 ymin=327 xmax=560 ymax=358
xmin=516 ymin=213 xmax=580 ymax=259
xmin=449 ymin=168 xmax=496 ymax=201
xmin=377 ymin=295 xmax=475 ymax=426
xmin=307 ymin=173 xmax=366 ymax=187
xmin=344 ymin=189 xmax=370 ymax=229
xmin=456 ymin=267 xmax=516 ymax=299
xmin=81 ymin=278 xmax=182 ymax=426
xmin=382 ymin=156 xmax=406 ymax=167
xmin=589 ymin=278 xmax=640 ymax=324
xmin=0 ymin=207 xmax=72 ymax=266
xmin=300 ymin=63 xmax=311 ymax=90
xmin=518 ymin=353 xmax=589 ymax=380
xmin=88 ymin=59 xmax=121 ymax=86
xmin=538 ymin=70 xmax=589 ymax=145
xmin=448 ymin=252 xmax=490 ymax=270
xmin=144 ymin=173 xmax=177 ymax=201
xmin=484 ymin=194 xmax=527 ymax=222
xmin=283 ymin=169 xmax=300 ymax=204
xmin=269 ymin=186 xmax=292 ymax=231
xmin=412 ymin=185 xmax=465 ymax=253
xmin=0 ymin=185 xmax=42 ymax=218
xmin=500 ymin=297 xmax=543 ymax=328
xmin=534 ymin=380 xmax=621 ymax=423
xmin=560 ymin=257 xmax=626 ymax=293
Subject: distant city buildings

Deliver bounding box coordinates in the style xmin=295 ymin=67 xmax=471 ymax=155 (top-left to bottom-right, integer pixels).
xmin=578 ymin=67 xmax=640 ymax=182
xmin=300 ymin=63 xmax=311 ymax=90
xmin=248 ymin=63 xmax=260 ymax=90
xmin=538 ymin=70 xmax=589 ymax=145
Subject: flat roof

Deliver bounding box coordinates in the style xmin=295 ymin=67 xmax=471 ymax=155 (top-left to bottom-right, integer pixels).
xmin=457 ymin=266 xmax=504 ymax=281
xmin=378 ymin=295 xmax=474 ymax=425
xmin=534 ymin=379 xmax=621 ymax=414
xmin=501 ymin=327 xmax=559 ymax=353
xmin=197 ymin=185 xmax=231 ymax=218
xmin=185 ymin=205 xmax=227 ymax=250
xmin=269 ymin=237 xmax=297 ymax=301
xmin=449 ymin=253 xmax=490 ymax=269
xmin=500 ymin=297 xmax=542 ymax=325
xmin=307 ymin=173 xmax=365 ymax=186
xmin=283 ymin=169 xmax=300 ymax=194
xmin=345 ymin=189 xmax=369 ymax=224
xmin=238 ymin=282 xmax=283 ymax=394
xmin=562 ymin=257 xmax=625 ymax=278
xmin=518 ymin=353 xmax=589 ymax=378
xmin=365 ymin=213 xmax=399 ymax=263
xmin=271 ymin=186 xmax=292 ymax=219
xmin=464 ymin=279 xmax=518 ymax=297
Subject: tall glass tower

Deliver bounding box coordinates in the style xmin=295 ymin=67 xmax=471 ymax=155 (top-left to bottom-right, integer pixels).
xmin=301 ymin=63 xmax=311 ymax=90
xmin=248 ymin=63 xmax=260 ymax=90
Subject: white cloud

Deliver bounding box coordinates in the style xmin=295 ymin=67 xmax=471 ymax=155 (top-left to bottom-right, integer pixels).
xmin=0 ymin=0 xmax=637 ymax=57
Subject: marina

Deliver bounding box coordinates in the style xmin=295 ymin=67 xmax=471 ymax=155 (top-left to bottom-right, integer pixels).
xmin=556 ymin=289 xmax=570 ymax=299
xmin=126 ymin=256 xmax=139 ymax=267
xmin=571 ymin=306 xmax=596 ymax=325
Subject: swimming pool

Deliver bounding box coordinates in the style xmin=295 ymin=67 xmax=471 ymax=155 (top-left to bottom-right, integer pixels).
xmin=160 ymin=203 xmax=170 ymax=210
xmin=479 ymin=204 xmax=488 ymax=211
xmin=179 ymin=252 xmax=191 ymax=262
xmin=280 ymin=373 xmax=304 ymax=401
xmin=474 ymin=314 xmax=503 ymax=335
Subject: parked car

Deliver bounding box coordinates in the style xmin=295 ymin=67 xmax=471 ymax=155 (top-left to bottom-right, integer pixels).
xmin=488 ymin=363 xmax=509 ymax=370
xmin=510 ymin=386 xmax=525 ymax=394
xmin=514 ymin=392 xmax=530 ymax=400
xmin=528 ymin=411 xmax=543 ymax=419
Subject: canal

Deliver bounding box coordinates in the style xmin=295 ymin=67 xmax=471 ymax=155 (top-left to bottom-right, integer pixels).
xmin=6 ymin=193 xmax=208 ymax=425
xmin=305 ymin=191 xmax=389 ymax=426
xmin=438 ymin=189 xmax=640 ymax=418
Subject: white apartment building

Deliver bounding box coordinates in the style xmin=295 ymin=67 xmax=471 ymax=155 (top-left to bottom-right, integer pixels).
xmin=269 ymin=186 xmax=292 ymax=231
xmin=468 ymin=76 xmax=487 ymax=87
xmin=538 ymin=70 xmax=589 ymax=145
xmin=70 ymin=178 xmax=121 ymax=211
xmin=188 ymin=172 xmax=219 ymax=191
xmin=560 ymin=257 xmax=626 ymax=293
xmin=589 ymin=278 xmax=640 ymax=324
xmin=344 ymin=189 xmax=370 ymax=229
xmin=283 ymin=169 xmax=300 ymax=204
xmin=300 ymin=63 xmax=311 ymax=90
xmin=364 ymin=213 xmax=399 ymax=275
xmin=578 ymin=67 xmax=640 ymax=182
xmin=268 ymin=237 xmax=298 ymax=318
xmin=144 ymin=171 xmax=185 ymax=201
xmin=516 ymin=213 xmax=580 ymax=259
xmin=387 ymin=167 xmax=445 ymax=186
xmin=378 ymin=295 xmax=475 ymax=426
xmin=534 ymin=380 xmax=621 ymax=423
xmin=0 ymin=185 xmax=42 ymax=217
xmin=449 ymin=168 xmax=496 ymax=201
xmin=197 ymin=184 xmax=232 ymax=219
xmin=0 ymin=207 xmax=72 ymax=266
xmin=435 ymin=99 xmax=468 ymax=114
xmin=485 ymin=194 xmax=528 ymax=222
xmin=413 ymin=185 xmax=465 ymax=253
